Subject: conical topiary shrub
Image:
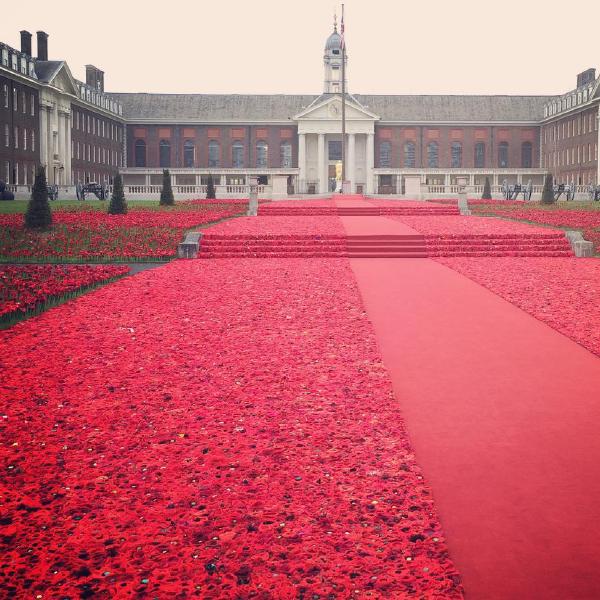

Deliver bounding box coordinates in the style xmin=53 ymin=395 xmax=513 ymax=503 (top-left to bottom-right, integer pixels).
xmin=108 ymin=173 xmax=127 ymax=214
xmin=206 ymin=174 xmax=216 ymax=200
xmin=25 ymin=166 xmax=52 ymax=229
xmin=482 ymin=176 xmax=492 ymax=200
xmin=160 ymin=169 xmax=174 ymax=206
xmin=541 ymin=173 xmax=555 ymax=204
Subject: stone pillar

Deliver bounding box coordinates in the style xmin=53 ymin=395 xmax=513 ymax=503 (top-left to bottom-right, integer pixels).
xmin=57 ymin=112 xmax=65 ymax=185
xmin=348 ymin=133 xmax=355 ymax=193
xmin=63 ymin=111 xmax=72 ymax=185
xmin=317 ymin=133 xmax=326 ymax=193
xmin=396 ymin=174 xmax=402 ymax=195
xmin=39 ymin=106 xmax=48 ymax=170
xmin=298 ymin=133 xmax=306 ymax=192
xmin=366 ymin=133 xmax=374 ymax=194
xmin=47 ymin=105 xmax=55 ymax=184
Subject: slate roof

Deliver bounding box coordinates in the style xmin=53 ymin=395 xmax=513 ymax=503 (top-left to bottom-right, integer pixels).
xmin=33 ymin=61 xmax=64 ymax=83
xmin=108 ymin=92 xmax=557 ymax=123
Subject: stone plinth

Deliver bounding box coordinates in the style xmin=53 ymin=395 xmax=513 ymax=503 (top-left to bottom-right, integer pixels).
xmin=177 ymin=232 xmax=202 ymax=258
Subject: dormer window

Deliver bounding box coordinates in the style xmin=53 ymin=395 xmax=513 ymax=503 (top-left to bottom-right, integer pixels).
xmin=1 ymin=49 xmax=8 ymax=66
xmin=11 ymin=54 xmax=17 ymax=70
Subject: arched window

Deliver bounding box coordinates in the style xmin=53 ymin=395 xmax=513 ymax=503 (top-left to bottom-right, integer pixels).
xmin=135 ymin=139 xmax=146 ymax=167
xmin=159 ymin=140 xmax=170 ymax=168
xmin=232 ymin=141 xmax=244 ymax=168
xmin=404 ymin=141 xmax=416 ymax=167
xmin=280 ymin=141 xmax=292 ymax=167
xmin=451 ymin=142 xmax=462 ymax=168
xmin=498 ymin=142 xmax=509 ymax=168
xmin=256 ymin=141 xmax=268 ymax=168
xmin=521 ymin=142 xmax=532 ymax=168
xmin=379 ymin=141 xmax=392 ymax=167
xmin=184 ymin=140 xmax=195 ymax=168
xmin=427 ymin=142 xmax=438 ymax=168
xmin=208 ymin=140 xmax=220 ymax=167
xmin=474 ymin=142 xmax=485 ymax=168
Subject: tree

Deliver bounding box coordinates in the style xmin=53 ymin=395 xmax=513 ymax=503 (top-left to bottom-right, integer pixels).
xmin=160 ymin=169 xmax=174 ymax=206
xmin=25 ymin=166 xmax=52 ymax=229
xmin=108 ymin=173 xmax=127 ymax=214
xmin=482 ymin=176 xmax=492 ymax=200
xmin=206 ymin=174 xmax=216 ymax=200
xmin=541 ymin=173 xmax=555 ymax=204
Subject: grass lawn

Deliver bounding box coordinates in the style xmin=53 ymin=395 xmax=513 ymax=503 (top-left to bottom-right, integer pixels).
xmin=0 ymin=199 xmax=197 ymax=214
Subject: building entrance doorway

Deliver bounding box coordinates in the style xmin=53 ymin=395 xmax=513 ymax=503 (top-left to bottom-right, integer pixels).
xmin=328 ymin=164 xmax=337 ymax=192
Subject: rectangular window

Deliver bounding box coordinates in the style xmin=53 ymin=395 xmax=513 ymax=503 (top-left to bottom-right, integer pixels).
xmin=4 ymin=124 xmax=8 ymax=147
xmin=31 ymin=130 xmax=35 ymax=152
xmin=14 ymin=127 xmax=18 ymax=149
xmin=31 ymin=94 xmax=35 ymax=116
xmin=13 ymin=89 xmax=17 ymax=111
xmin=328 ymin=140 xmax=342 ymax=161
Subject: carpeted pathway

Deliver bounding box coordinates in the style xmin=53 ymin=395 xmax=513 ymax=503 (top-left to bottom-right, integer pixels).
xmin=350 ymin=257 xmax=600 ymax=600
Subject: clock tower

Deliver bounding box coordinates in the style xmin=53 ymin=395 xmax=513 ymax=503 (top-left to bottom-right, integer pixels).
xmin=323 ymin=17 xmax=347 ymax=94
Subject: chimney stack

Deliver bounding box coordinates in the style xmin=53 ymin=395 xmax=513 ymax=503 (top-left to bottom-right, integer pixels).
xmin=20 ymin=30 xmax=32 ymax=56
xmin=36 ymin=31 xmax=48 ymax=61
xmin=577 ymin=68 xmax=596 ymax=88
xmin=85 ymin=65 xmax=105 ymax=93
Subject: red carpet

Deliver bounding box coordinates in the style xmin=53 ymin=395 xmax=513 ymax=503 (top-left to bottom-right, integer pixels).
xmin=350 ymin=258 xmax=600 ymax=600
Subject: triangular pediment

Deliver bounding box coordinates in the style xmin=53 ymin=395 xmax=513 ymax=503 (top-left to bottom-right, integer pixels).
xmin=294 ymin=94 xmax=379 ymax=121
xmin=48 ymin=63 xmax=79 ymax=96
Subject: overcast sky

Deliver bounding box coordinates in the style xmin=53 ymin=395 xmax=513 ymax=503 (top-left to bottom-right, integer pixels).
xmin=4 ymin=0 xmax=599 ymax=96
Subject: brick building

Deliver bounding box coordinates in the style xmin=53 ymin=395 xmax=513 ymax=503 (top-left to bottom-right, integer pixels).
xmin=0 ymin=31 xmax=124 ymax=192
xmin=1 ymin=23 xmax=599 ymax=198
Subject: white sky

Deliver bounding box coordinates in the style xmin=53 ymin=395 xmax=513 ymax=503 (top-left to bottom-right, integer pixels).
xmin=4 ymin=0 xmax=600 ymax=96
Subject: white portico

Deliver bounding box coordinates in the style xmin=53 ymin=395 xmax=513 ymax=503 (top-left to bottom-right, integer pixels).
xmin=294 ymin=95 xmax=378 ymax=194
xmin=292 ymin=21 xmax=379 ymax=195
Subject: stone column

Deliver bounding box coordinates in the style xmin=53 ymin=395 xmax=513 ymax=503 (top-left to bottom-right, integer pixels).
xmin=47 ymin=105 xmax=55 ymax=184
xmin=57 ymin=112 xmax=66 ymax=185
xmin=317 ymin=133 xmax=326 ymax=194
xmin=366 ymin=133 xmax=374 ymax=195
xmin=298 ymin=133 xmax=306 ymax=192
xmin=396 ymin=174 xmax=402 ymax=195
xmin=63 ymin=111 xmax=72 ymax=185
xmin=348 ymin=133 xmax=355 ymax=193
xmin=39 ymin=106 xmax=48 ymax=170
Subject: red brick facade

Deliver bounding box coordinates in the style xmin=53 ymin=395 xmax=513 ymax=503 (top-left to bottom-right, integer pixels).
xmin=541 ymin=107 xmax=598 ymax=184
xmin=71 ymin=104 xmax=123 ymax=184
xmin=374 ymin=125 xmax=540 ymax=169
xmin=0 ymin=73 xmax=39 ymax=184
xmin=126 ymin=125 xmax=298 ymax=169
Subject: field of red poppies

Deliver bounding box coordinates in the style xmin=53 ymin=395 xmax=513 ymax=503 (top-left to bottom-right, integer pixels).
xmin=438 ymin=257 xmax=600 ymax=357
xmin=0 ymin=264 xmax=129 ymax=327
xmin=0 ymin=205 xmax=242 ymax=262
xmin=0 ymin=258 xmax=463 ymax=599
xmin=468 ymin=204 xmax=600 ymax=252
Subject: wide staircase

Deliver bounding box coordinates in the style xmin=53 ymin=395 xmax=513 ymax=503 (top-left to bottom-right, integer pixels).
xmin=258 ymin=205 xmax=459 ymax=216
xmin=199 ymin=232 xmax=572 ymax=258
xmin=195 ymin=195 xmax=574 ymax=258
xmin=425 ymin=232 xmax=573 ymax=257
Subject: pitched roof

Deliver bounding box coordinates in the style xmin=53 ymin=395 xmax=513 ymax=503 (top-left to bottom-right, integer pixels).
xmin=109 ymin=93 xmax=316 ymax=122
xmin=354 ymin=94 xmax=556 ymax=122
xmin=34 ymin=60 xmax=64 ymax=83
xmin=108 ymin=92 xmax=557 ymax=123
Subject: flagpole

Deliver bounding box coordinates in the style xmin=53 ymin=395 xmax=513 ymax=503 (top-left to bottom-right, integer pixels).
xmin=341 ymin=3 xmax=346 ymax=193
